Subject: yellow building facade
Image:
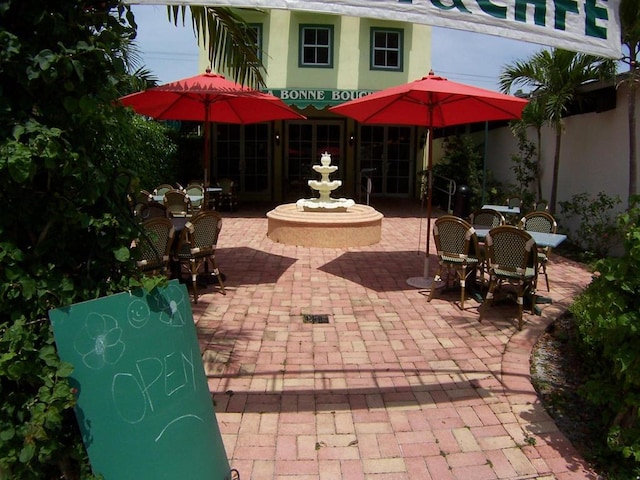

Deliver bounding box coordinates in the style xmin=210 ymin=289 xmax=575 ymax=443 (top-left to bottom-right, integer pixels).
xmin=199 ymin=9 xmax=431 ymax=203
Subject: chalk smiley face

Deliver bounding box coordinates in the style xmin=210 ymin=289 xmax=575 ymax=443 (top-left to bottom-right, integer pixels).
xmin=128 ymin=299 xmax=150 ymax=328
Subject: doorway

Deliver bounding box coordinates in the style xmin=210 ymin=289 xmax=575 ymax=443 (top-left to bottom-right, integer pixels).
xmin=358 ymin=126 xmax=414 ymax=197
xmin=213 ymin=123 xmax=272 ymax=199
xmin=285 ymin=121 xmax=344 ymax=200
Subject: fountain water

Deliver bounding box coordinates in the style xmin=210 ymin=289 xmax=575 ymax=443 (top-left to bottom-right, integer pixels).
xmin=267 ymin=152 xmax=383 ymax=247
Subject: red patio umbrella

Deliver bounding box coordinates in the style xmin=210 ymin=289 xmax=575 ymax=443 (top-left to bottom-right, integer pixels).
xmin=329 ymin=71 xmax=528 ymax=288
xmin=119 ymin=70 xmax=305 ymax=204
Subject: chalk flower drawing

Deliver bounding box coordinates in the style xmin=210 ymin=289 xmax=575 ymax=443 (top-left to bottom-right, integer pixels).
xmin=152 ymin=282 xmax=187 ymax=327
xmin=74 ymin=313 xmax=125 ymax=369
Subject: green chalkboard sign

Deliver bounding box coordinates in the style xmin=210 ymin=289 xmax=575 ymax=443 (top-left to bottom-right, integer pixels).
xmin=49 ymin=280 xmax=231 ymax=480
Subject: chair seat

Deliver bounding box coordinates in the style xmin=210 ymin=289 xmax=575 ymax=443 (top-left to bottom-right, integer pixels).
xmin=492 ymin=266 xmax=536 ymax=279
xmin=441 ymin=254 xmax=480 ymax=265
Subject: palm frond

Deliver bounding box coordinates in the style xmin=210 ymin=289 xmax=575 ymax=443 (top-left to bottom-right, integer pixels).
xmin=168 ymin=6 xmax=266 ymax=89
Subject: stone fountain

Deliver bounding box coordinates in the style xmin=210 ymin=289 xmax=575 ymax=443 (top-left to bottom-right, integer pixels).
xmin=296 ymin=152 xmax=355 ymax=212
xmin=267 ymin=152 xmax=383 ymax=247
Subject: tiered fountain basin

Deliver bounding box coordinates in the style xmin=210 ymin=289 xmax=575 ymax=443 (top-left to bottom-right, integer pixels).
xmin=266 ymin=203 xmax=383 ymax=248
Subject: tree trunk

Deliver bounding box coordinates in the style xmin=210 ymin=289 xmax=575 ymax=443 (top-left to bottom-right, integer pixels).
xmin=536 ymin=126 xmax=543 ymax=200
xmin=549 ymin=124 xmax=562 ymax=215
xmin=629 ymin=76 xmax=637 ymax=205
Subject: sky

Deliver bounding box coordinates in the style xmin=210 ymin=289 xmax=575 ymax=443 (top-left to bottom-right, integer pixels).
xmin=131 ymin=4 xmax=541 ymax=92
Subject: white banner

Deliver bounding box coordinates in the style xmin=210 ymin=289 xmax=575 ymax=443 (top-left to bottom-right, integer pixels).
xmin=128 ymin=0 xmax=621 ymax=58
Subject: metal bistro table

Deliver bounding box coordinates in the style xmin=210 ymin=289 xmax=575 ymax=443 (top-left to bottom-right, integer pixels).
xmin=474 ymin=228 xmax=567 ymax=248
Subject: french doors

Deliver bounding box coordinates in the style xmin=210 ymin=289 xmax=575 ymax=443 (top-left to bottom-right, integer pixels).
xmin=358 ymin=126 xmax=414 ymax=197
xmin=285 ymin=121 xmax=344 ymax=199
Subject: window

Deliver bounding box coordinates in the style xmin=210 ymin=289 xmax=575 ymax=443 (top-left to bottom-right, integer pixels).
xmin=299 ymin=25 xmax=333 ymax=68
xmin=245 ymin=23 xmax=263 ymax=61
xmin=235 ymin=23 xmax=262 ymax=62
xmin=371 ymin=28 xmax=403 ymax=71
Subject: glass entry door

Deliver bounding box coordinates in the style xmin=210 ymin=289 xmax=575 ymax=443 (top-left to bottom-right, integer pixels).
xmin=359 ymin=126 xmax=414 ymax=197
xmin=285 ymin=122 xmax=343 ymax=200
xmin=213 ymin=123 xmax=271 ymax=197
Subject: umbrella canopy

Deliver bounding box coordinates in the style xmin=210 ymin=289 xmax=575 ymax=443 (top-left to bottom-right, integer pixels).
xmin=330 ymin=71 xmax=528 ymax=287
xmin=120 ymin=70 xmax=305 ymax=200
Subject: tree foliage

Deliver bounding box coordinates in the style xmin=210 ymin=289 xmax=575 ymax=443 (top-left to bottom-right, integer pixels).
xmin=0 ymin=1 xmax=265 ymax=476
xmin=168 ymin=5 xmax=266 ymax=88
xmin=499 ymin=49 xmax=617 ymax=214
xmin=0 ymin=1 xmax=150 ymax=477
xmin=431 ymin=134 xmax=493 ymax=211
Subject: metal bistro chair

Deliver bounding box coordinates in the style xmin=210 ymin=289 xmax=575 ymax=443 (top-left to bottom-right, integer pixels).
xmin=173 ymin=211 xmax=226 ymax=303
xmin=518 ymin=211 xmax=557 ymax=291
xmin=469 ymin=208 xmax=506 ymax=229
xmin=479 ymin=226 xmax=538 ymax=330
xmin=504 ymin=196 xmax=523 ymax=224
xmin=164 ymin=189 xmax=191 ymax=218
xmin=506 ymin=196 xmax=523 ymax=209
xmin=216 ymin=178 xmax=238 ymax=212
xmin=427 ymin=215 xmax=483 ymax=310
xmin=135 ymin=217 xmax=176 ymax=276
xmin=469 ymin=208 xmax=505 ymax=280
xmin=132 ymin=189 xmax=152 ymax=217
xmin=138 ymin=202 xmax=170 ymax=220
xmin=153 ymin=184 xmax=175 ymax=197
xmin=186 ymin=183 xmax=205 ymax=214
xmin=534 ymin=200 xmax=549 ymax=212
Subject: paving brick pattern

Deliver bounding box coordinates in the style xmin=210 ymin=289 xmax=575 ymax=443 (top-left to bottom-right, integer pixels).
xmin=191 ymin=200 xmax=597 ymax=480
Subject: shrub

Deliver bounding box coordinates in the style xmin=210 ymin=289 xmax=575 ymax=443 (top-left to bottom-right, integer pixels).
xmin=559 ymin=191 xmax=622 ymax=258
xmin=432 ymin=134 xmax=499 ymax=211
xmin=0 ymin=2 xmax=157 ymax=477
xmin=570 ymin=195 xmax=640 ymax=468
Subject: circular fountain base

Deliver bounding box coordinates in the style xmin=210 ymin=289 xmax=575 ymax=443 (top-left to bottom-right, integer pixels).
xmin=266 ymin=203 xmax=383 ymax=247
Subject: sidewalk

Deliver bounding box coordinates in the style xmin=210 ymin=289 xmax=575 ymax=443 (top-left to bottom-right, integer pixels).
xmin=191 ymin=199 xmax=596 ymax=480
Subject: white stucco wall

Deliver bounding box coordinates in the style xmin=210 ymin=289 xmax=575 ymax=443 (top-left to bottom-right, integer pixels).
xmin=486 ymin=81 xmax=638 ymax=212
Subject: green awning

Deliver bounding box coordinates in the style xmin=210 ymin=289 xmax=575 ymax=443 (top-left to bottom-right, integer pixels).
xmin=265 ymin=88 xmax=376 ymax=110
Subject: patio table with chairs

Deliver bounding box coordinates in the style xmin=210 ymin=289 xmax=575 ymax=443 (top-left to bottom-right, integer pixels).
xmin=474 ymin=227 xmax=567 ymax=248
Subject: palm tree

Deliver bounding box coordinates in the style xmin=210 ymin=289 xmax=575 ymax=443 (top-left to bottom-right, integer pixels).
xmin=620 ymin=0 xmax=640 ymax=204
xmin=166 ymin=5 xmax=266 ymax=89
xmin=499 ymin=49 xmax=616 ymax=214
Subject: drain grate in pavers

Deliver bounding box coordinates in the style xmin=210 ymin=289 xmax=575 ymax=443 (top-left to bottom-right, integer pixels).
xmin=302 ymin=314 xmax=330 ymax=324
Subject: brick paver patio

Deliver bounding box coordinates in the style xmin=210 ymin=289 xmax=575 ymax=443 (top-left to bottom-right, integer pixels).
xmin=190 ymin=199 xmax=596 ymax=480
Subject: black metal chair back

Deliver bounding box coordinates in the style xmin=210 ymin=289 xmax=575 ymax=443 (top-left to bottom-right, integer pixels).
xmin=427 ymin=215 xmax=482 ymax=309
xmin=136 ymin=217 xmax=175 ymax=275
xmin=480 ymin=226 xmax=538 ymax=330
xmin=164 ymin=190 xmax=191 ymax=218
xmin=174 ymin=211 xmax=226 ymax=302
xmin=518 ymin=211 xmax=557 ymax=290
xmin=470 ymin=208 xmax=506 ymax=228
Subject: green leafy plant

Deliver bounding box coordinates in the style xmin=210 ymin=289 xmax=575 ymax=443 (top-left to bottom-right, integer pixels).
xmin=508 ymin=123 xmax=538 ymax=212
xmin=559 ymin=191 xmax=622 ymax=258
xmin=0 ymin=2 xmax=150 ymax=478
xmin=432 ymin=134 xmax=499 ymax=211
xmin=570 ymin=195 xmax=640 ymax=470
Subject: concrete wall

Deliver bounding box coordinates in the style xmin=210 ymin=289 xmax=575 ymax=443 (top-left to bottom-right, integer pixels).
xmin=484 ymin=81 xmax=638 ymax=233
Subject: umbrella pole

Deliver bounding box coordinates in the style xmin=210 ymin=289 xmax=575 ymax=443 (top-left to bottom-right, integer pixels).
xmin=203 ymin=102 xmax=211 ymax=210
xmin=407 ymin=124 xmax=435 ymax=289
